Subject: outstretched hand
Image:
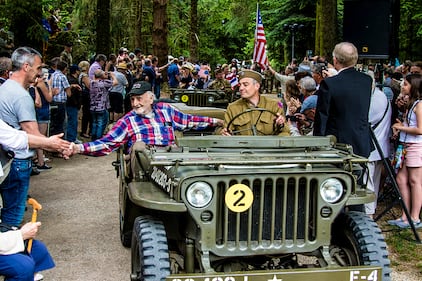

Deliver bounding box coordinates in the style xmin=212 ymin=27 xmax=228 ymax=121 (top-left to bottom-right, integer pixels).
xmin=45 ymin=133 xmax=70 ymax=152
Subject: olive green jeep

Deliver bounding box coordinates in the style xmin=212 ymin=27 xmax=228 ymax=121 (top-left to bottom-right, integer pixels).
xmin=115 ymin=103 xmax=390 ymax=281
xmin=169 ymin=88 xmax=237 ymax=108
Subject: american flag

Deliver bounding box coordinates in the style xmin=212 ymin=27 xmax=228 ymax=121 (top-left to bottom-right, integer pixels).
xmin=253 ymin=8 xmax=268 ymax=69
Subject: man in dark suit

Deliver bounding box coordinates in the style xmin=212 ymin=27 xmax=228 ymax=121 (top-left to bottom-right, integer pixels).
xmin=314 ymin=42 xmax=373 ymax=157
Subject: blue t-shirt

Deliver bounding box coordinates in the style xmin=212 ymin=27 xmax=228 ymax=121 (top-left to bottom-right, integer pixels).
xmin=167 ymin=63 xmax=179 ymax=88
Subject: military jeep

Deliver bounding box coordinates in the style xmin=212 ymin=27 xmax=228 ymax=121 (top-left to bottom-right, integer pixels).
xmin=169 ymin=88 xmax=237 ymax=108
xmin=116 ymin=132 xmax=391 ymax=280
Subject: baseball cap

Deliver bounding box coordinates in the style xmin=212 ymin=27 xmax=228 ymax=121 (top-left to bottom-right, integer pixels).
xmin=300 ymin=95 xmax=318 ymax=113
xmin=129 ymin=81 xmax=152 ymax=96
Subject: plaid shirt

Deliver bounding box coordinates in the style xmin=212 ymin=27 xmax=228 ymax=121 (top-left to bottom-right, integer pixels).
xmin=51 ymin=70 xmax=70 ymax=103
xmin=80 ymin=102 xmax=219 ymax=156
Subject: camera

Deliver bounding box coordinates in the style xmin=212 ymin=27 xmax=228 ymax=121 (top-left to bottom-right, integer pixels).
xmin=286 ymin=115 xmax=298 ymax=122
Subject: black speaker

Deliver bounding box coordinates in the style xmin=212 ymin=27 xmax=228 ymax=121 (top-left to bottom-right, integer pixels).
xmin=343 ymin=0 xmax=399 ymax=59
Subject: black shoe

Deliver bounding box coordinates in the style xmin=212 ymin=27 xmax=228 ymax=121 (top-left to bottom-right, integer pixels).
xmin=37 ymin=164 xmax=52 ymax=171
xmin=31 ymin=167 xmax=40 ymax=176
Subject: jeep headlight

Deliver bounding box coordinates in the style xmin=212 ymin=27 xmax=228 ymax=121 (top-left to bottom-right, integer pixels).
xmin=320 ymin=178 xmax=344 ymax=203
xmin=186 ymin=182 xmax=213 ymax=208
xmin=207 ymin=96 xmax=215 ymax=103
xmin=173 ymin=94 xmax=180 ymax=101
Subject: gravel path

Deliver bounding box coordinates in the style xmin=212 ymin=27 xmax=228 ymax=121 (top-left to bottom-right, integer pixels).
xmin=28 ymin=153 xmax=130 ymax=281
xmin=27 ymin=152 xmax=420 ymax=281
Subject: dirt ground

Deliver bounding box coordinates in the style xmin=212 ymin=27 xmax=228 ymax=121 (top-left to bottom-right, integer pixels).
xmin=26 ymin=151 xmax=420 ymax=281
xmin=27 ymin=153 xmax=130 ymax=281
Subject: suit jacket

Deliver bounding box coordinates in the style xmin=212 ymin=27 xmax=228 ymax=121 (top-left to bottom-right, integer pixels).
xmin=314 ymin=67 xmax=373 ymax=157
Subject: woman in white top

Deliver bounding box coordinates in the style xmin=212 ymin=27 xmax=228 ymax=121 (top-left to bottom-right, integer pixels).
xmin=391 ymin=73 xmax=422 ymax=228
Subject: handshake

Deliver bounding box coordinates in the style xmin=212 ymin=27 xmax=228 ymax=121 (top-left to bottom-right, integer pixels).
xmin=41 ymin=134 xmax=81 ymax=159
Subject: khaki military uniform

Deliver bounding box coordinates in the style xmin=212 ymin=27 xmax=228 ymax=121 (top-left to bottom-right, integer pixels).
xmin=224 ymin=95 xmax=290 ymax=136
xmin=208 ymin=78 xmax=231 ymax=92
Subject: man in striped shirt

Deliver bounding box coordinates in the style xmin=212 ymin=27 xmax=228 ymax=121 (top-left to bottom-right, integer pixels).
xmin=70 ymin=81 xmax=223 ymax=158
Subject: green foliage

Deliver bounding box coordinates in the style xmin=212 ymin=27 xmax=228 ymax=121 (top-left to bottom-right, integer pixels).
xmin=0 ymin=0 xmax=420 ymax=67
xmin=399 ymin=0 xmax=422 ymax=60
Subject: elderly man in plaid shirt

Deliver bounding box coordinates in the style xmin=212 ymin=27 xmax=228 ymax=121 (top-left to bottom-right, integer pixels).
xmin=70 ymin=81 xmax=223 ymax=170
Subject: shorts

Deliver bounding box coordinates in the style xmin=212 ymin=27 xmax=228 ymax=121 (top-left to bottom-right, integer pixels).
xmin=108 ymin=92 xmax=123 ymax=113
xmin=404 ymin=142 xmax=422 ymax=167
xmin=36 ymin=107 xmax=50 ymax=122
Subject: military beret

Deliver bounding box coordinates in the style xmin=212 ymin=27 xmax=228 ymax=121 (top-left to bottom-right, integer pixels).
xmin=238 ymin=69 xmax=263 ymax=84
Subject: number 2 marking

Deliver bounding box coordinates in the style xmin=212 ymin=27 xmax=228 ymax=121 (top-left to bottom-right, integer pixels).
xmin=233 ymin=190 xmax=245 ymax=206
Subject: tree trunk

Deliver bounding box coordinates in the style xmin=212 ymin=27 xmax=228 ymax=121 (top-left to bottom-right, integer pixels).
xmin=96 ymin=0 xmax=111 ymax=55
xmin=189 ymin=0 xmax=198 ymax=62
xmin=315 ymin=0 xmax=337 ymax=59
xmin=134 ymin=0 xmax=143 ymax=50
xmin=152 ymin=0 xmax=169 ymax=76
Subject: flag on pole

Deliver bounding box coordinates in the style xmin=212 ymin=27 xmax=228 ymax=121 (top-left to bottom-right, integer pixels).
xmin=253 ymin=7 xmax=268 ymax=69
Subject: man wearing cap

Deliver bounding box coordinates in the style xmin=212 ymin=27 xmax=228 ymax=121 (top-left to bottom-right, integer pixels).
xmin=221 ymin=69 xmax=289 ymax=136
xmin=69 ymin=81 xmax=223 ymax=165
xmin=108 ymin=62 xmax=129 ymax=122
xmin=207 ymin=68 xmax=231 ymax=92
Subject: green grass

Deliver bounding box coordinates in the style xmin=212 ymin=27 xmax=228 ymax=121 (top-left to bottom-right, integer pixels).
xmin=383 ymin=226 xmax=422 ymax=273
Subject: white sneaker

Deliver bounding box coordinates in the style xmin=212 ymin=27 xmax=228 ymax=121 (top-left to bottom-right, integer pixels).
xmin=34 ymin=273 xmax=43 ymax=281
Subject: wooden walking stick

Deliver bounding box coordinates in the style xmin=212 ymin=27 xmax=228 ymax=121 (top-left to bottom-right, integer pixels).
xmin=27 ymin=198 xmax=42 ymax=253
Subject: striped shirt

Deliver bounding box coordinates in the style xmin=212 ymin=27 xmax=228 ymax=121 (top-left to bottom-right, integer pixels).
xmin=79 ymin=102 xmax=219 ymax=156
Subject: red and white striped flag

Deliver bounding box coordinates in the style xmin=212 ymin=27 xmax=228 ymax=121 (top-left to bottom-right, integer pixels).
xmin=253 ymin=8 xmax=268 ymax=70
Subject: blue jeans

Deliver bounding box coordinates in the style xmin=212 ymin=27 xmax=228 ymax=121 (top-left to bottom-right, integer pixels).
xmin=154 ymin=84 xmax=161 ymax=99
xmin=0 ymin=240 xmax=55 ymax=281
xmin=0 ymin=158 xmax=32 ymax=226
xmin=66 ymin=106 xmax=79 ymax=142
xmin=90 ymin=110 xmax=108 ymax=140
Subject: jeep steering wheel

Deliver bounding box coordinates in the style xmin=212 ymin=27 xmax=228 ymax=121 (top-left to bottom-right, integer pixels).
xmin=226 ymin=108 xmax=279 ymax=135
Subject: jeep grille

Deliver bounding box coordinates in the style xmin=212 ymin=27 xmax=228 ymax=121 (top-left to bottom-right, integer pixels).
xmin=216 ymin=176 xmax=317 ymax=249
xmin=174 ymin=91 xmax=209 ymax=106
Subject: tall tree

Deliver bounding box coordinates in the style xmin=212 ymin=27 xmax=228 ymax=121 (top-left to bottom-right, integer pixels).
xmin=134 ymin=0 xmax=143 ymax=50
xmin=96 ymin=0 xmax=111 ymax=55
xmin=153 ymin=0 xmax=169 ymax=69
xmin=315 ymin=0 xmax=337 ymax=58
xmin=189 ymin=0 xmax=199 ymax=61
xmin=9 ymin=0 xmax=43 ymax=51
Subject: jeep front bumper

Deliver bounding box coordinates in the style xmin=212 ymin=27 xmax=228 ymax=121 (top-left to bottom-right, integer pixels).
xmin=166 ymin=266 xmax=381 ymax=281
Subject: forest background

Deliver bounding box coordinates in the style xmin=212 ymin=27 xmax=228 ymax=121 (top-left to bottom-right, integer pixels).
xmin=0 ymin=0 xmax=421 ymax=71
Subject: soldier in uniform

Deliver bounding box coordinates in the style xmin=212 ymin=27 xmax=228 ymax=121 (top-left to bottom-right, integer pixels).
xmin=221 ymin=69 xmax=290 ymax=136
xmin=208 ymin=68 xmax=231 ymax=92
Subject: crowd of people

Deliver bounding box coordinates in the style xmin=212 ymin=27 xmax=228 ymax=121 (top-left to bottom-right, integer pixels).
xmin=0 ymin=41 xmax=421 ymax=280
